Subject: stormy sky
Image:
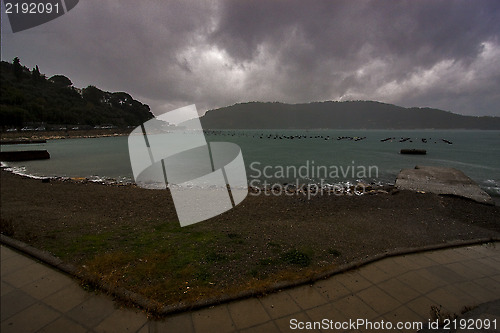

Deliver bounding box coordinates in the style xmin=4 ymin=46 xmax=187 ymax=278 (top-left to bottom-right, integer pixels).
xmin=2 ymin=0 xmax=500 ymax=116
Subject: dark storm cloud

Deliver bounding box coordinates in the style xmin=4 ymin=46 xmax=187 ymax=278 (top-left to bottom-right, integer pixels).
xmin=1 ymin=0 xmax=499 ymax=116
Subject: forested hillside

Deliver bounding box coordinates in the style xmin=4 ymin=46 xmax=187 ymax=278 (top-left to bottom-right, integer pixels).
xmin=0 ymin=58 xmax=153 ymax=129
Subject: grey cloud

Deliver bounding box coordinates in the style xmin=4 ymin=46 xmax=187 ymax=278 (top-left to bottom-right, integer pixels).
xmin=1 ymin=0 xmax=499 ymax=116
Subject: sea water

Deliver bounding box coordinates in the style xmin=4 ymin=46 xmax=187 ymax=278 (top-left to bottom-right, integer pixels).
xmin=2 ymin=130 xmax=499 ymax=196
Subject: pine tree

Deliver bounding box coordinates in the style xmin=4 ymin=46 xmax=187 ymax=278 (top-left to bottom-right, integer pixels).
xmin=32 ymin=65 xmax=41 ymax=82
xmin=13 ymin=57 xmax=22 ymax=80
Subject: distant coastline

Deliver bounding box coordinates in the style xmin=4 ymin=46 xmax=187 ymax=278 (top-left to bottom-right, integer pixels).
xmin=0 ymin=128 xmax=133 ymax=141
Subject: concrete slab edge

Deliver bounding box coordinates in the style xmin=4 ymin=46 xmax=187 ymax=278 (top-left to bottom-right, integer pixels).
xmin=1 ymin=233 xmax=499 ymax=317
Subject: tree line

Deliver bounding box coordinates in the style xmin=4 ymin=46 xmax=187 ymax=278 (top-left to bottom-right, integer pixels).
xmin=0 ymin=58 xmax=153 ymax=129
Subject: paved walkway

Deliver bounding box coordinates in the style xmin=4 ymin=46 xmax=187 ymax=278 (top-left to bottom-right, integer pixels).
xmin=1 ymin=243 xmax=499 ymax=333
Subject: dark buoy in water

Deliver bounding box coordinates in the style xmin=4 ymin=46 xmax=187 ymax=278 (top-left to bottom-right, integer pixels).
xmin=400 ymin=149 xmax=427 ymax=155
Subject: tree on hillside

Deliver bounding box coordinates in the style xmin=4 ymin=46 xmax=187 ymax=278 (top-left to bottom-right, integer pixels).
xmin=13 ymin=57 xmax=22 ymax=80
xmin=32 ymin=65 xmax=42 ymax=82
xmin=49 ymin=75 xmax=72 ymax=87
xmin=82 ymin=85 xmax=104 ymax=105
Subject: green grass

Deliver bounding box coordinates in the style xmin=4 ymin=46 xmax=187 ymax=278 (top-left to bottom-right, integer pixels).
xmin=281 ymin=249 xmax=312 ymax=267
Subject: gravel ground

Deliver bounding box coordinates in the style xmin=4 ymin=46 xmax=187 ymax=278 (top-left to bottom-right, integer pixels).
xmin=1 ymin=169 xmax=499 ymax=304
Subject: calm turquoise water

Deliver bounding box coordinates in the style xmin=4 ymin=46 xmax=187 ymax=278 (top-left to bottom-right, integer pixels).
xmin=2 ymin=130 xmax=500 ymax=196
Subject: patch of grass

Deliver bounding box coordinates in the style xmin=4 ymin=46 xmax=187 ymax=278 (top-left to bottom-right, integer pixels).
xmin=194 ymin=270 xmax=211 ymax=283
xmin=0 ymin=218 xmax=14 ymax=236
xmin=205 ymin=251 xmax=228 ymax=263
xmin=282 ymin=249 xmax=312 ymax=267
xmin=249 ymin=268 xmax=259 ymax=278
xmin=328 ymin=248 xmax=341 ymax=257
xmin=430 ymin=305 xmax=458 ymax=325
xmin=227 ymin=232 xmax=245 ymax=244
xmin=258 ymin=257 xmax=275 ymax=266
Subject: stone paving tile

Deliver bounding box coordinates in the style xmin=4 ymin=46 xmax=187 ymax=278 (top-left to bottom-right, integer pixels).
xmin=191 ymin=305 xmax=236 ymax=333
xmin=0 ymin=280 xmax=14 ymax=297
xmin=383 ymin=305 xmax=425 ymax=327
xmin=452 ymin=280 xmax=494 ymax=304
xmin=66 ymin=293 xmax=117 ymax=328
xmin=149 ymin=312 xmax=194 ymax=333
xmin=1 ymin=261 xmax=53 ymax=288
xmin=445 ymin=261 xmax=486 ymax=280
xmin=425 ymin=264 xmax=468 ymax=284
xmin=357 ymin=285 xmax=401 ymax=315
xmin=357 ymin=264 xmax=393 ymax=285
xmin=415 ymin=267 xmax=449 ymax=289
xmin=451 ymin=246 xmax=485 ymax=259
xmin=0 ymin=288 xmax=37 ymax=321
xmin=377 ymin=278 xmax=420 ymax=304
xmin=373 ymin=258 xmax=412 ymax=277
xmin=422 ymin=248 xmax=469 ymax=265
xmin=286 ymin=285 xmax=328 ymax=310
xmin=274 ymin=311 xmax=317 ymax=333
xmin=240 ymin=320 xmax=281 ymax=333
xmin=473 ymin=277 xmax=500 ymax=297
xmin=390 ymin=255 xmax=427 ymax=272
xmin=37 ymin=316 xmax=88 ymax=333
xmin=334 ymin=295 xmax=378 ymax=320
xmin=1 ymin=302 xmax=60 ymax=333
xmin=227 ymin=297 xmax=270 ymax=330
xmin=460 ymin=258 xmax=499 ymax=278
xmin=20 ymin=271 xmax=74 ymax=300
xmin=0 ymin=246 xmax=17 ymax=261
xmin=313 ymin=277 xmax=351 ymax=302
xmin=43 ymin=282 xmax=92 ymax=313
xmin=399 ymin=253 xmax=439 ymax=269
xmin=405 ymin=296 xmax=435 ymax=321
xmin=397 ymin=270 xmax=440 ymax=295
xmin=305 ymin=302 xmax=347 ymax=323
xmin=429 ymin=284 xmax=479 ymax=310
xmin=426 ymin=286 xmax=471 ymax=315
xmin=259 ymin=292 xmax=302 ymax=319
xmin=0 ymin=254 xmax=37 ymax=276
xmin=467 ymin=244 xmax=498 ymax=258
xmin=94 ymin=308 xmax=148 ymax=333
xmin=334 ymin=272 xmax=373 ymax=293
xmin=477 ymin=257 xmax=500 ymax=271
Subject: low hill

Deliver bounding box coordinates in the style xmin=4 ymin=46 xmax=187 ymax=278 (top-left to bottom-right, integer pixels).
xmin=198 ymin=101 xmax=500 ymax=129
xmin=0 ymin=58 xmax=153 ymax=129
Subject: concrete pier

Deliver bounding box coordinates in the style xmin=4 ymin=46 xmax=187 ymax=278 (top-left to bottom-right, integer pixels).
xmin=396 ymin=165 xmax=493 ymax=205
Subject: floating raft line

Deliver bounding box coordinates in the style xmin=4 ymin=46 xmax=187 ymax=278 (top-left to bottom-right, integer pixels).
xmin=400 ymin=149 xmax=426 ymax=155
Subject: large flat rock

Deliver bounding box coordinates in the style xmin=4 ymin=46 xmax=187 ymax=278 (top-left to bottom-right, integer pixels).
xmin=396 ymin=165 xmax=493 ymax=205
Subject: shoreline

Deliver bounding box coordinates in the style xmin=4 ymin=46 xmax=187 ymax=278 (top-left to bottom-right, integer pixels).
xmin=1 ymin=161 xmax=498 ymax=200
xmin=0 ymin=128 xmax=132 ymax=141
xmin=0 ymin=162 xmax=394 ymax=195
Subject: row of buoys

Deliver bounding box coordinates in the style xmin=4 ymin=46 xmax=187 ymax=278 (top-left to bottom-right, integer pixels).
xmin=380 ymin=137 xmax=453 ymax=144
xmin=203 ymin=131 xmax=453 ymax=144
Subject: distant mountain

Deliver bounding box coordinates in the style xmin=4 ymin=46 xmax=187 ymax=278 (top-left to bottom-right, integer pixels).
xmin=0 ymin=59 xmax=153 ymax=129
xmin=197 ymin=101 xmax=500 ymax=130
